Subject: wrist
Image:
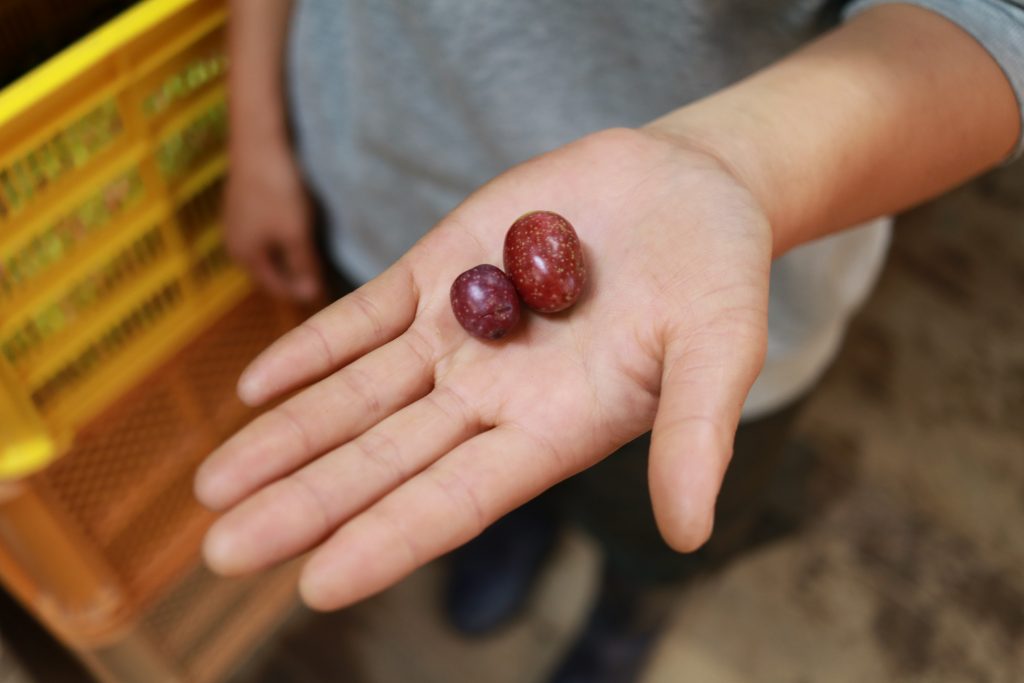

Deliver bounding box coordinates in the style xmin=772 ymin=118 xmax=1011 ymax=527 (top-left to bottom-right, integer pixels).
xmin=644 ymin=4 xmax=1021 ymax=259
xmin=228 ymin=119 xmax=295 ymax=168
xmin=642 ymin=106 xmax=795 ymax=257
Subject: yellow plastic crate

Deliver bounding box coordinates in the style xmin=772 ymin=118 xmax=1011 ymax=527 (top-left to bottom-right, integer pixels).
xmin=0 ymin=0 xmax=245 ymax=479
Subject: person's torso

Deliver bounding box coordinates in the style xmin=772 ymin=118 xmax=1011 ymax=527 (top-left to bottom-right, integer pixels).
xmin=288 ymin=0 xmax=849 ymax=273
xmin=287 ymin=0 xmax=890 ymax=417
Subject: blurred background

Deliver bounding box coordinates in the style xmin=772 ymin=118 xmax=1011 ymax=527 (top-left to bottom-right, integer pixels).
xmin=0 ymin=1 xmax=1020 ymax=681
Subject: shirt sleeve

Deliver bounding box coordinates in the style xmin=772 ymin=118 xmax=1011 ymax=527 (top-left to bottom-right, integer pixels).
xmin=843 ymin=0 xmax=1024 ymax=161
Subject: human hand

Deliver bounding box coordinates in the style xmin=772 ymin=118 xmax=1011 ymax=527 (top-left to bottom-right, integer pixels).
xmin=223 ymin=140 xmax=324 ymax=303
xmin=195 ymin=128 xmax=772 ymax=610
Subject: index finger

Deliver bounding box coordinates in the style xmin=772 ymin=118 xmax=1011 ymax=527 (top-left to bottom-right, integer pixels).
xmin=237 ymin=261 xmax=419 ymax=405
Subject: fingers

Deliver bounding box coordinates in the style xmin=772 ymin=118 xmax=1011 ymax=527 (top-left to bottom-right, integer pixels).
xmin=648 ymin=322 xmax=766 ymax=552
xmin=244 ymin=247 xmax=294 ymax=301
xmin=298 ymin=424 xmax=565 ymax=611
xmin=202 ymin=384 xmax=483 ymax=575
xmin=282 ymin=234 xmax=325 ymax=303
xmin=195 ymin=326 xmax=441 ymax=511
xmin=237 ymin=262 xmax=419 ymax=405
xmin=247 ymin=241 xmax=322 ymax=304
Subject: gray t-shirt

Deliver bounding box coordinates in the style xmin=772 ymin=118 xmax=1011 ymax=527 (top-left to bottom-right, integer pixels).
xmin=286 ymin=0 xmax=1024 ymax=418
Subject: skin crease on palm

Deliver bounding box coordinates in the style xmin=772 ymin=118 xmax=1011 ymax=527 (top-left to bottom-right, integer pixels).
xmin=194 ymin=128 xmax=773 ymax=611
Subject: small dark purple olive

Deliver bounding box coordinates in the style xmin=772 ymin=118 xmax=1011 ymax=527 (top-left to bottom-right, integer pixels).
xmin=450 ymin=264 xmax=521 ymax=340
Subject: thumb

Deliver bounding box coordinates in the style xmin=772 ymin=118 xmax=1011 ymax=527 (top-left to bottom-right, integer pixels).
xmin=648 ymin=320 xmax=766 ymax=552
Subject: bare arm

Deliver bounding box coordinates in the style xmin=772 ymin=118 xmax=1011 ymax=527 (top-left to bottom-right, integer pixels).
xmin=224 ymin=0 xmax=323 ymax=302
xmin=649 ymin=4 xmax=1020 ymax=255
xmin=227 ymin=0 xmax=293 ymax=152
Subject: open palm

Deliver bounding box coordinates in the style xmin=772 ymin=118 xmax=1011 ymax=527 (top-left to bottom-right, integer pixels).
xmin=195 ymin=128 xmax=773 ymax=610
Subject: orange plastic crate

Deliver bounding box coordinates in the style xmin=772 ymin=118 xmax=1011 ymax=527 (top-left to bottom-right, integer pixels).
xmin=0 ymin=291 xmax=303 ymax=682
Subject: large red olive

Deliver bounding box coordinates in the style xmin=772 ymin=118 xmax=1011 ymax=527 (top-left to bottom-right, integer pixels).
xmin=503 ymin=211 xmax=586 ymax=313
xmin=450 ymin=264 xmax=521 ymax=340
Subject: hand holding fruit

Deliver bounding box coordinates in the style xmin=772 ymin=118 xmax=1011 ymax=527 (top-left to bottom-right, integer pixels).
xmin=195 ymin=128 xmax=773 ymax=611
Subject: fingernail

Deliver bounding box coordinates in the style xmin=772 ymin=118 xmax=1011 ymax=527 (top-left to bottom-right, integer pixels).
xmin=299 ymin=560 xmax=345 ymax=612
xmin=203 ymin=523 xmax=239 ymax=575
xmin=237 ymin=368 xmax=266 ymax=405
xmin=194 ymin=457 xmax=230 ymax=511
xmin=193 ymin=467 xmax=216 ymax=509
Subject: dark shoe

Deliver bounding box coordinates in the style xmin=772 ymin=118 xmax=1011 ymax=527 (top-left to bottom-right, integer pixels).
xmin=546 ymin=570 xmax=668 ymax=683
xmin=445 ymin=498 xmax=558 ymax=635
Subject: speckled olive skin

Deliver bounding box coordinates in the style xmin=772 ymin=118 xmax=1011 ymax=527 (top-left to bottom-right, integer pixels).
xmin=503 ymin=211 xmax=586 ymax=313
xmin=450 ymin=264 xmax=521 ymax=340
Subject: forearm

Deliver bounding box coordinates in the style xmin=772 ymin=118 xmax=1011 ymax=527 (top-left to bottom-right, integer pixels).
xmin=227 ymin=0 xmax=295 ymax=160
xmin=648 ymin=4 xmax=1020 ymax=256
